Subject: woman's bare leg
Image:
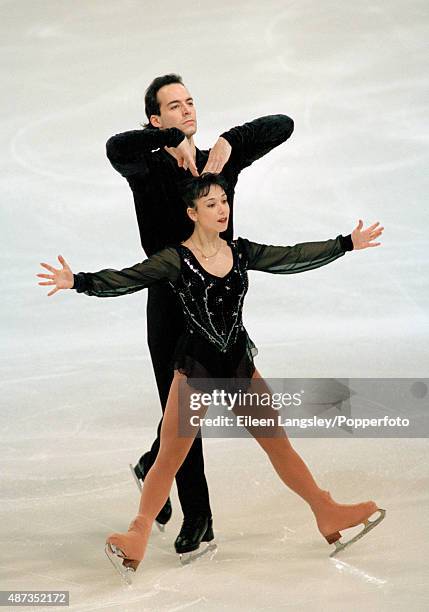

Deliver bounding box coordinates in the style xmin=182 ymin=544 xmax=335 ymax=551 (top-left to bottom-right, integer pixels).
xmin=107 ymin=371 xmax=206 ymax=565
xmin=247 ymin=369 xmax=377 ymax=537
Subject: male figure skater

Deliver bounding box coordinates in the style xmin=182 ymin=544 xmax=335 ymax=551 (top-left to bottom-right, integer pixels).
xmin=106 ymin=73 xmax=294 ymax=560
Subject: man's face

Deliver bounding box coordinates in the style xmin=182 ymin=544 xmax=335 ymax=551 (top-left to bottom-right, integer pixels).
xmin=150 ymin=83 xmax=197 ymax=137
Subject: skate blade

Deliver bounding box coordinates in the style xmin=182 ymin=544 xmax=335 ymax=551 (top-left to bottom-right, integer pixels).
xmin=128 ymin=463 xmax=142 ymax=492
xmin=179 ymin=540 xmax=217 ymax=566
xmin=104 ymin=543 xmax=136 ymax=585
xmin=155 ymin=521 xmax=166 ymax=532
xmin=329 ymin=508 xmax=386 ymax=558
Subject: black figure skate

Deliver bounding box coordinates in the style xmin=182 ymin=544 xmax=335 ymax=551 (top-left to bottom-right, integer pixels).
xmin=174 ymin=515 xmax=217 ymax=565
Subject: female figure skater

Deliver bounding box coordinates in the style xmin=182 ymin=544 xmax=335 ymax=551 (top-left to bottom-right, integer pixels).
xmin=37 ymin=173 xmax=385 ymax=583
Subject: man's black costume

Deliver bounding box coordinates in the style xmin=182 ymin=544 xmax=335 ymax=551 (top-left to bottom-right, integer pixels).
xmin=106 ymin=115 xmax=294 ymax=548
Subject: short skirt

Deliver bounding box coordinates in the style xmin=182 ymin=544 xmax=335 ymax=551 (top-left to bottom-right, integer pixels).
xmin=172 ymin=327 xmax=258 ymax=393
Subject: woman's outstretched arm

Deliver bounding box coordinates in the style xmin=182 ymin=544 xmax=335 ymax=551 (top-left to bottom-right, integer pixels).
xmin=240 ymin=220 xmax=383 ymax=275
xmin=36 ymin=248 xmax=181 ymax=298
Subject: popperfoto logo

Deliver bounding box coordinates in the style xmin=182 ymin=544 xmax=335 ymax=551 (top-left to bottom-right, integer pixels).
xmin=177 ymin=378 xmax=427 ymax=438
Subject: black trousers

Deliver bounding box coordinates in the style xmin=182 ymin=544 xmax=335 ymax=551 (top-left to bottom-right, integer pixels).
xmin=138 ymin=282 xmax=212 ymax=518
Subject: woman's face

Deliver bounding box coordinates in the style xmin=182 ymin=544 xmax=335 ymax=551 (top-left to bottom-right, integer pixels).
xmin=188 ymin=184 xmax=229 ymax=232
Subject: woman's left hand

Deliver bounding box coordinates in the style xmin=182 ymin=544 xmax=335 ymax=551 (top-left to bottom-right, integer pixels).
xmin=351 ymin=220 xmax=384 ymax=250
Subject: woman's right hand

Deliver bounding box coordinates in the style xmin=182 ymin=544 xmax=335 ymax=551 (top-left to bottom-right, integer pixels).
xmin=37 ymin=255 xmax=74 ymax=296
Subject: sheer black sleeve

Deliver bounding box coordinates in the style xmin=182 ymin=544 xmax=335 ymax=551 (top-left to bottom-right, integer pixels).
xmin=238 ymin=235 xmax=353 ymax=274
xmin=220 ymin=115 xmax=294 ymax=171
xmin=106 ymin=127 xmax=186 ymax=177
xmin=71 ymin=247 xmax=181 ymax=297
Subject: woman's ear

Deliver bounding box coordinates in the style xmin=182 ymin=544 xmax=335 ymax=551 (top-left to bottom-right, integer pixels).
xmin=186 ymin=206 xmax=197 ymax=223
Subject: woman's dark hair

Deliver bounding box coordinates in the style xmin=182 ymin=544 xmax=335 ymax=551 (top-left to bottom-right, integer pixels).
xmin=179 ymin=173 xmax=229 ymax=210
xmin=143 ymin=73 xmax=184 ymax=127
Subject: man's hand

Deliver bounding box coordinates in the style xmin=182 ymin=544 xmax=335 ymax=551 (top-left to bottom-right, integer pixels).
xmin=165 ymin=138 xmax=199 ymax=177
xmin=202 ymin=137 xmax=232 ymax=174
xmin=351 ymin=220 xmax=384 ymax=250
xmin=37 ymin=255 xmax=74 ymax=296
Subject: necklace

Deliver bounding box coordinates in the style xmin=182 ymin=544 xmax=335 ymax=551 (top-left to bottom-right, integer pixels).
xmin=190 ymin=238 xmax=222 ymax=261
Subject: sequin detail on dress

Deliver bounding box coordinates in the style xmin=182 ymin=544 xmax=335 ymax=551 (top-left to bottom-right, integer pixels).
xmin=170 ymin=242 xmax=249 ymax=353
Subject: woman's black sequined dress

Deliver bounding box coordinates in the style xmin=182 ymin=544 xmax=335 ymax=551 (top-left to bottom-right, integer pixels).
xmin=171 ymin=242 xmax=257 ymax=385
xmin=72 ymin=235 xmax=353 ymax=386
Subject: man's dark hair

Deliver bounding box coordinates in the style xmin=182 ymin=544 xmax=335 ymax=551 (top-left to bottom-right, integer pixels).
xmin=144 ymin=73 xmax=184 ymax=126
xmin=179 ymin=173 xmax=229 ymax=210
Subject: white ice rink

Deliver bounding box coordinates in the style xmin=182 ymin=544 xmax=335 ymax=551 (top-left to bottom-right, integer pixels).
xmin=2 ymin=0 xmax=429 ymax=610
